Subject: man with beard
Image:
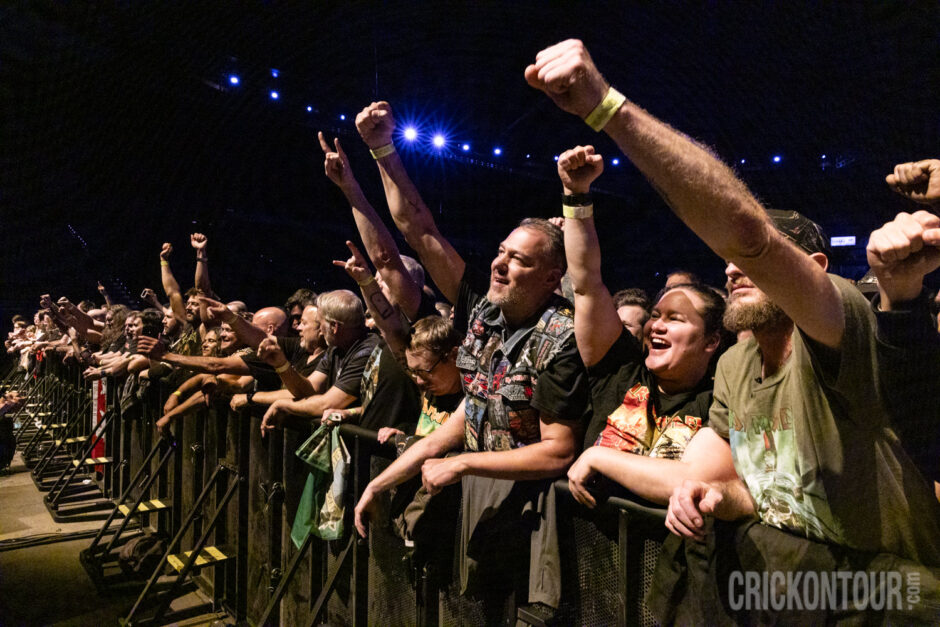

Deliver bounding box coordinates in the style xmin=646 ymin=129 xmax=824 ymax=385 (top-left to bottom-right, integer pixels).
xmin=528 ymin=39 xmax=940 ymax=622
xmin=351 ymin=101 xmax=591 ymax=612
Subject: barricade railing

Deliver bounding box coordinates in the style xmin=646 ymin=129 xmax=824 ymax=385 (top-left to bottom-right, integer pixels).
xmin=22 ymin=353 xmax=675 ymax=627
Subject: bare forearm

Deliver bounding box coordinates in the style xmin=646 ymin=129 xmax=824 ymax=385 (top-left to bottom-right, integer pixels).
xmin=277 ymin=366 xmax=315 ymax=399
xmin=228 ymin=314 xmax=266 ymax=349
xmin=459 ymin=439 xmax=576 ymax=481
xmin=606 ymin=102 xmax=771 ymax=261
xmin=162 ymin=353 xmax=247 ymax=375
xmin=342 ymin=182 xmax=422 ymax=317
xmin=711 ymin=479 xmax=757 ymax=521
xmin=251 ymin=389 xmax=294 ymax=406
xmin=584 ymin=447 xmax=704 ymax=505
xmin=194 ymin=257 xmax=211 ymax=296
xmin=358 ymin=280 xmax=407 ymax=358
xmin=375 ymin=153 xmax=464 ymax=302
xmin=369 ymin=430 xmax=459 ymax=493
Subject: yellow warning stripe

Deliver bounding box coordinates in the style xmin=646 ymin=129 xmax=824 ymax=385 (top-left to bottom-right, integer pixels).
xmin=54 ymin=437 xmax=86 ymax=446
xmin=71 ymin=457 xmax=112 ymax=466
xmin=118 ymin=499 xmax=169 ymax=516
xmin=166 ymin=546 xmax=230 ymax=571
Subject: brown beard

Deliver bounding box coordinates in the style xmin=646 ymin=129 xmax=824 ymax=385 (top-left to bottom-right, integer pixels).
xmin=723 ymin=296 xmax=790 ymax=333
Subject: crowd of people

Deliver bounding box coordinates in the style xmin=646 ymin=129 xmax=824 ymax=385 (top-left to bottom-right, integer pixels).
xmin=5 ymin=40 xmax=940 ymax=622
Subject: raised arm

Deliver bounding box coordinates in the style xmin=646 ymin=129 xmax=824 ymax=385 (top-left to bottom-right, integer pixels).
xmin=191 ymin=232 xmax=212 ymax=299
xmin=556 ymin=146 xmax=624 ymax=366
xmin=159 ymin=243 xmax=188 ymax=327
xmin=355 ymin=101 xmax=465 ymax=303
xmin=526 ymin=40 xmax=843 ymax=348
xmin=97 ymin=281 xmax=113 ymax=308
xmin=333 ymin=240 xmax=408 ymax=359
xmin=318 ymin=132 xmax=423 ymax=318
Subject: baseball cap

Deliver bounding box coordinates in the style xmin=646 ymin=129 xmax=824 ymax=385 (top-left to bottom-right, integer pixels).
xmin=767 ymin=209 xmax=831 ymax=258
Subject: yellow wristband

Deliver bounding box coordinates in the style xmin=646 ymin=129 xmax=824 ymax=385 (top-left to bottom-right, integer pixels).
xmin=370 ymin=143 xmax=396 ymax=159
xmin=160 ymin=260 xmax=169 ymax=267
xmin=172 ymin=390 xmax=182 ymax=396
xmin=357 ymin=275 xmax=377 ymax=288
xmin=584 ymin=86 xmax=626 ymax=132
xmin=562 ymin=204 xmax=594 ymax=219
xmin=274 ymin=361 xmax=291 ymax=374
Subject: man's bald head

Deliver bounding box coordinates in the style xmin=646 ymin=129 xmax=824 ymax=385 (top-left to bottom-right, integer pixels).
xmin=252 ymin=307 xmax=289 ymax=337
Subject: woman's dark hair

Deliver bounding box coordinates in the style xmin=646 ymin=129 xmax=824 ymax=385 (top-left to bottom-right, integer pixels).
xmin=139 ymin=308 xmax=164 ymax=338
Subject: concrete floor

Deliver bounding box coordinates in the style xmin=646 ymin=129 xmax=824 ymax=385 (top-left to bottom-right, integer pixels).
xmin=0 ymin=453 xmax=136 ymax=626
xmin=0 ymin=453 xmax=231 ymax=626
xmin=0 ymin=453 xmax=103 ymax=542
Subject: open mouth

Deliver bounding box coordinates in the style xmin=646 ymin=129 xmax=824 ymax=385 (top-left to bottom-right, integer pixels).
xmin=649 ymin=337 xmax=671 ymax=350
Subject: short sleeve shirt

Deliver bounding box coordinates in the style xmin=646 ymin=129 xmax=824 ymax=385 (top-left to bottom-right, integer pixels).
xmin=708 ymin=275 xmax=940 ymax=564
xmin=587 ymin=329 xmax=711 ymax=458
xmin=314 ymin=333 xmax=381 ymax=397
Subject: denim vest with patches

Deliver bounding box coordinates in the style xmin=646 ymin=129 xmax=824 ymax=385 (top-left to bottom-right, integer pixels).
xmin=456 ymin=295 xmax=575 ymax=452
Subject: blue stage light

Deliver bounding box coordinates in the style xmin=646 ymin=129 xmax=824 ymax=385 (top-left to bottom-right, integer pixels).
xmin=339 ymin=114 xmax=346 ymax=120
xmin=612 ymin=158 xmax=620 ymax=166
xmin=773 ymin=155 xmax=782 ymax=163
xmin=404 ymin=127 xmax=418 ymax=141
xmin=740 ymin=159 xmax=746 ymax=164
xmin=306 ymin=106 xmax=313 ymax=112
xmin=526 ymin=154 xmax=531 ymax=159
xmin=228 ymin=75 xmax=240 ymax=85
xmin=553 ymin=155 xmax=559 ymax=161
xmin=493 ymin=147 xmax=502 ymax=156
xmin=821 ymin=154 xmax=827 ymax=159
xmin=461 ymin=143 xmax=470 ymax=152
xmin=269 ymin=91 xmax=279 ymax=100
xmin=433 ymin=134 xmax=445 ymax=148
xmin=271 ymin=69 xmax=279 ymax=78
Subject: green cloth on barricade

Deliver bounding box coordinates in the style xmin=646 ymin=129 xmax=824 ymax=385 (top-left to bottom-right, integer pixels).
xmin=291 ymin=424 xmax=351 ymax=547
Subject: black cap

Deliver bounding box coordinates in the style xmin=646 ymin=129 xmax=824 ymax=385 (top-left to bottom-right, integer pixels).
xmin=767 ymin=209 xmax=831 ymax=259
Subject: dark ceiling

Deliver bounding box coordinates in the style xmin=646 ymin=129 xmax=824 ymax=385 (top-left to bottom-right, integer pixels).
xmin=2 ymin=2 xmax=939 ymax=321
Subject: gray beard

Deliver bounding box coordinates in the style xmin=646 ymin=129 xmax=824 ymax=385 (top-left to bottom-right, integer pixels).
xmin=723 ymin=298 xmax=790 ymax=333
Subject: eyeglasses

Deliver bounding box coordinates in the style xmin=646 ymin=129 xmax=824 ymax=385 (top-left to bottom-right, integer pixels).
xmin=406 ymin=354 xmax=443 ymax=378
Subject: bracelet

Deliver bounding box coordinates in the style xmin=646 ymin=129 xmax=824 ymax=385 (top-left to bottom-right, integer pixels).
xmin=562 ymin=193 xmax=593 ymax=206
xmin=357 ymin=275 xmax=377 ymax=288
xmin=246 ymin=391 xmax=255 ymax=405
xmin=584 ymin=86 xmax=626 ymax=132
xmin=562 ymin=204 xmax=594 ymax=219
xmin=274 ymin=361 xmax=291 ymax=374
xmin=160 ymin=260 xmax=169 ymax=267
xmin=369 ymin=143 xmax=396 ymax=160
xmin=172 ymin=390 xmax=182 ymax=397
xmin=197 ymin=256 xmax=208 ymax=262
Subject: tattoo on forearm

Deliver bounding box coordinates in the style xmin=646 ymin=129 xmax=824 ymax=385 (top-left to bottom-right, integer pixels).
xmin=369 ymin=291 xmax=395 ymax=320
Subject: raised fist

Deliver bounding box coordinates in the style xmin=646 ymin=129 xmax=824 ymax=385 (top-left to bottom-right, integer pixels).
xmin=160 ymin=243 xmax=173 ymax=261
xmin=557 ymin=145 xmax=604 ymax=194
xmin=355 ymin=101 xmax=395 ymax=149
xmin=190 ymin=233 xmax=208 ymax=250
xmin=525 ymin=39 xmax=611 ymax=119
xmin=866 ymin=210 xmax=940 ymax=306
xmin=886 ymin=159 xmax=940 ymax=205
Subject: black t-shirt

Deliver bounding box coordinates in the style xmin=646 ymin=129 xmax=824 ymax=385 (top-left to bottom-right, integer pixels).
xmin=314 ymin=333 xmax=381 ymax=397
xmin=357 ymin=341 xmax=422 ymax=432
xmin=585 ymin=329 xmax=712 ymax=455
xmin=240 ymin=336 xmax=308 ymax=391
